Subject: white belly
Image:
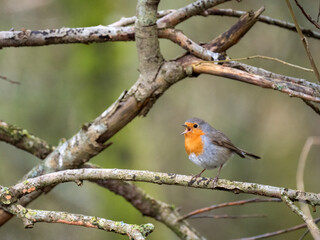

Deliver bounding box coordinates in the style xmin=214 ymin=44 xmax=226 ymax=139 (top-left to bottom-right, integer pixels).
xmin=189 ymin=142 xmax=232 ymax=169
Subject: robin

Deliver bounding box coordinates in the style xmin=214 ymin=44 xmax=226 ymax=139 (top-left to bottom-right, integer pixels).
xmin=181 ymin=117 xmax=260 ymax=183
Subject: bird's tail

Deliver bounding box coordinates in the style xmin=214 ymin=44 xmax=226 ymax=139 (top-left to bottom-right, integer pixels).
xmin=241 ymin=150 xmax=260 ymax=159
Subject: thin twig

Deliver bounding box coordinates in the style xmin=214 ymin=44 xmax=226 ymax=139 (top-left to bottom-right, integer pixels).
xmin=189 ymin=214 xmax=266 ymax=219
xmin=286 ymin=0 xmax=320 ymax=83
xmin=236 ymin=217 xmax=320 ymax=240
xmin=294 ymin=0 xmax=320 ymax=29
xmin=0 ymin=75 xmax=20 ymax=85
xmin=178 ymin=198 xmax=281 ymax=221
xmin=281 ymin=194 xmax=320 ymax=239
xmin=194 ymin=55 xmax=313 ymax=72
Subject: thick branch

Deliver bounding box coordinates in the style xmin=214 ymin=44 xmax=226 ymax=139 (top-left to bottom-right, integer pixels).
xmin=2 ymin=169 xmax=320 ymax=207
xmin=135 ymin=0 xmax=164 ymax=78
xmin=0 ymin=26 xmax=135 ymax=48
xmin=0 ymin=120 xmax=54 ymax=159
xmin=4 ymin=204 xmax=153 ymax=240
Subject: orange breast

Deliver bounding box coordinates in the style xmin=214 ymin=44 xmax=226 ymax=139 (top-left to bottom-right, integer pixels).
xmin=184 ymin=131 xmax=204 ymax=156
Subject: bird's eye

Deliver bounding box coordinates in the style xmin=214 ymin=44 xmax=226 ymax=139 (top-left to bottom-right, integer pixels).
xmin=193 ymin=124 xmax=198 ymax=128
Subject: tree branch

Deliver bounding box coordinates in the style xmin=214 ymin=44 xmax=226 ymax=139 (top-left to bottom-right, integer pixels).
xmin=281 ymin=194 xmax=320 ymax=239
xmin=2 ymin=169 xmax=320 ymax=207
xmin=294 ymin=0 xmax=320 ymax=29
xmin=0 ymin=120 xmax=54 ymax=159
xmin=83 ymin=163 xmax=205 ymax=240
xmin=4 ymin=204 xmax=153 ymax=240
xmin=286 ymin=0 xmax=320 ymax=83
xmin=236 ymin=217 xmax=320 ymax=240
xmin=157 ymin=0 xmax=230 ymax=28
xmin=0 ymin=26 xmax=135 ymax=48
xmin=178 ymin=198 xmax=281 ymax=221
xmin=190 ymin=62 xmax=320 ymax=103
xmin=206 ymin=8 xmax=320 ymax=40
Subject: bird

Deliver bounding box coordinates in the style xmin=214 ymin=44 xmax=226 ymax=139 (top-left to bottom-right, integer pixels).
xmin=181 ymin=117 xmax=260 ymax=183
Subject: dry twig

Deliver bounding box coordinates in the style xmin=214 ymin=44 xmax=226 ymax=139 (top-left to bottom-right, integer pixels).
xmin=178 ymin=198 xmax=281 ymax=221
xmin=236 ymin=217 xmax=320 ymax=240
xmin=294 ymin=0 xmax=320 ymax=29
xmin=286 ymin=0 xmax=320 ymax=82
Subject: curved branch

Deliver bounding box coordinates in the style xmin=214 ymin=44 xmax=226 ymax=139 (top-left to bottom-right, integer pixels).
xmin=190 ymin=62 xmax=320 ymax=103
xmin=2 ymin=168 xmax=320 ymax=207
xmin=4 ymin=204 xmax=153 ymax=240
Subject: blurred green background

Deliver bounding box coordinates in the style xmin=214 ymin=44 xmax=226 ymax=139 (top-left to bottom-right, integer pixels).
xmin=1 ymin=0 xmax=320 ymax=239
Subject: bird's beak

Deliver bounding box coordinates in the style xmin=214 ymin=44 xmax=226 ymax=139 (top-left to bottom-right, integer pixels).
xmin=181 ymin=124 xmax=191 ymax=135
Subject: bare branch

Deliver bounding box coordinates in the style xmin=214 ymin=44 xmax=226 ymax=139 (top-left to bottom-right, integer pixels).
xmin=0 ymin=120 xmax=203 ymax=239
xmin=109 ymin=9 xmax=174 ymax=27
xmin=4 ymin=204 xmax=153 ymax=240
xmin=281 ymin=194 xmax=320 ymax=239
xmin=159 ymin=28 xmax=220 ymax=61
xmin=135 ymin=0 xmax=163 ymax=78
xmin=303 ymin=100 xmax=320 ymax=115
xmin=236 ymin=217 xmax=320 ymax=240
xmin=0 ymin=120 xmax=54 ymax=159
xmin=83 ymin=163 xmax=205 ymax=240
xmin=179 ymin=198 xmax=281 ymax=221
xmin=190 ymin=62 xmax=320 ymax=103
xmin=189 ymin=214 xmax=266 ymax=219
xmin=206 ymin=7 xmax=265 ymax=52
xmin=294 ymin=0 xmax=320 ymax=29
xmin=0 ymin=75 xmax=20 ymax=84
xmin=2 ymin=169 xmax=320 ymax=207
xmin=223 ymin=55 xmax=312 ymax=72
xmin=206 ymin=8 xmax=320 ymax=40
xmin=286 ymin=0 xmax=320 ymax=83
xmin=157 ymin=0 xmax=230 ymax=28
xmin=0 ymin=26 xmax=135 ymax=48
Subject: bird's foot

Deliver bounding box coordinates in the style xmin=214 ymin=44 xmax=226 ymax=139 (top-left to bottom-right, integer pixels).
xmin=212 ymin=176 xmax=219 ymax=188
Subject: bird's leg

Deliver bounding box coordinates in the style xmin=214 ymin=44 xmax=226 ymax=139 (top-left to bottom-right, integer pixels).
xmin=212 ymin=164 xmax=223 ymax=186
xmin=194 ymin=168 xmax=206 ymax=178
xmin=188 ymin=168 xmax=206 ymax=186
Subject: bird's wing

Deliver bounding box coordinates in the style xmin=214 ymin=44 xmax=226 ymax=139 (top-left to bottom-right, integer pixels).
xmin=208 ymin=131 xmax=246 ymax=158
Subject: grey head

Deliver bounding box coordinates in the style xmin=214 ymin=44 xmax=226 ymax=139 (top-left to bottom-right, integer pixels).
xmin=184 ymin=117 xmax=215 ymax=134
